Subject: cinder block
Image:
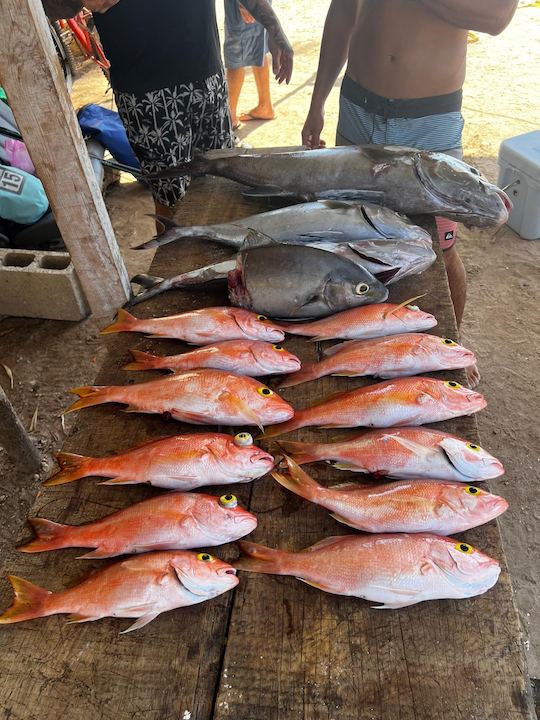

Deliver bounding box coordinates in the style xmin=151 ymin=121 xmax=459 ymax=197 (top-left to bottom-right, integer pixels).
xmin=0 ymin=249 xmax=90 ymax=321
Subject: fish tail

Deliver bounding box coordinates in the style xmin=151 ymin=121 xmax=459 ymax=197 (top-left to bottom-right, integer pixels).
xmin=64 ymin=386 xmax=113 ymax=414
xmin=18 ymin=518 xmax=72 ymax=553
xmin=234 ymin=541 xmax=290 ymax=575
xmin=122 ymin=349 xmax=162 ymax=372
xmin=277 ymin=363 xmax=321 ymax=389
xmin=0 ymin=575 xmax=52 ymax=624
xmin=44 ymin=452 xmax=98 ymax=487
xmin=258 ymin=413 xmax=306 ymax=439
xmin=277 ymin=440 xmax=324 ymax=465
xmin=100 ymin=308 xmax=139 ymax=335
xmin=272 ymin=456 xmax=323 ymax=503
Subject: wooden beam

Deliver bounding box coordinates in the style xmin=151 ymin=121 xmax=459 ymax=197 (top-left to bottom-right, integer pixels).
xmin=0 ymin=387 xmax=41 ymax=474
xmin=0 ymin=0 xmax=130 ymax=317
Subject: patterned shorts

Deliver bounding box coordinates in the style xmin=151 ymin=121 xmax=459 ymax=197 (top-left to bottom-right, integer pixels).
xmin=116 ymin=71 xmax=234 ymax=207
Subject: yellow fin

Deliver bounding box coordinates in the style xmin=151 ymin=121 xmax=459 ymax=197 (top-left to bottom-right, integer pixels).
xmin=220 ymin=391 xmax=264 ymax=432
xmin=297 ymin=577 xmax=333 ymax=592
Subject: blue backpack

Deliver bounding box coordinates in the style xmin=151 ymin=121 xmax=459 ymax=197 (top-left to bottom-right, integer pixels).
xmin=0 ymin=164 xmax=48 ymax=225
xmin=77 ymin=103 xmax=140 ymax=171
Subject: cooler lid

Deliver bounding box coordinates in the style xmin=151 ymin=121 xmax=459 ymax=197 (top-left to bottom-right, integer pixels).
xmin=499 ymin=130 xmax=540 ymax=180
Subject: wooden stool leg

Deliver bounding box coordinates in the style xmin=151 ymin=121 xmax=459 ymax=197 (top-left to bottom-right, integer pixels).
xmin=0 ymin=387 xmax=41 ymax=474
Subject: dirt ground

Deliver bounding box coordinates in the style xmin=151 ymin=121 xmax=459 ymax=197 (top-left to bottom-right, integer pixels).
xmin=1 ymin=0 xmax=539 ymax=690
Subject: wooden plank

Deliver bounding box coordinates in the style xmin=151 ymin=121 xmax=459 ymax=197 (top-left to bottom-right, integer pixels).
xmin=0 ymin=178 xmax=533 ymax=719
xmin=0 ymin=386 xmax=41 ymax=473
xmin=0 ymin=0 xmax=130 ymax=317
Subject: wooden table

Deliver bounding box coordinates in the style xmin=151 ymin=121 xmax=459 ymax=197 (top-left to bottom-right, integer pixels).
xmin=0 ymin=178 xmax=534 ymax=720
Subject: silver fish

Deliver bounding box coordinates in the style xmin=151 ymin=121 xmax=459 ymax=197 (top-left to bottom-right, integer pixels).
xmin=148 ymin=145 xmax=512 ymax=229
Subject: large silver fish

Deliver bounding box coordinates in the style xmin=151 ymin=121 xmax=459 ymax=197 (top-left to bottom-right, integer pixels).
xmin=148 ymin=145 xmax=512 ymax=229
xmin=131 ymin=244 xmax=389 ymax=319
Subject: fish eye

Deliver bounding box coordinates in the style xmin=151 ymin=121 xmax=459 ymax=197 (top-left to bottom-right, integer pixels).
xmin=197 ymin=553 xmax=214 ymax=562
xmin=444 ymin=380 xmax=462 ymax=389
xmin=455 ymin=542 xmax=474 ymax=554
xmin=465 ymin=486 xmax=480 ymax=495
xmin=257 ymin=314 xmax=268 ymax=321
xmin=258 ymin=387 xmax=273 ymax=397
xmin=272 ymin=344 xmax=284 ymax=351
xmin=355 ymin=282 xmax=370 ymax=295
xmin=234 ymin=432 xmax=253 ymax=447
xmin=442 ymin=338 xmax=457 ymax=346
xmin=219 ymin=494 xmax=238 ymax=508
xmin=466 ymin=442 xmax=481 ymax=452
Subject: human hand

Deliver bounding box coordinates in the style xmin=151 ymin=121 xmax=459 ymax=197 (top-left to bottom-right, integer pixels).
xmin=84 ymin=0 xmax=120 ymax=13
xmin=239 ymin=5 xmax=256 ymax=24
xmin=301 ymin=107 xmax=326 ymax=149
xmin=267 ymin=34 xmax=293 ymax=85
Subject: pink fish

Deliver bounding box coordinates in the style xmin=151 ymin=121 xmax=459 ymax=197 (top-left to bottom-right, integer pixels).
xmin=101 ymin=307 xmax=284 ymax=344
xmin=279 ymin=333 xmax=476 ymax=388
xmin=65 ymin=369 xmax=294 ymax=429
xmin=236 ymin=534 xmax=500 ymax=608
xmin=123 ymin=340 xmax=301 ymax=376
xmin=19 ymin=492 xmax=257 ymax=558
xmin=262 ymin=377 xmax=486 ymax=438
xmin=272 ymin=457 xmax=507 ymax=534
xmin=0 ymin=550 xmax=238 ymax=632
xmin=278 ymin=426 xmax=503 ymax=482
xmin=45 ymin=432 xmax=273 ymax=489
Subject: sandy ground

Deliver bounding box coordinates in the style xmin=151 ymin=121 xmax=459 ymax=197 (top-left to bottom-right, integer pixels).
xmin=1 ymin=0 xmax=539 ymax=689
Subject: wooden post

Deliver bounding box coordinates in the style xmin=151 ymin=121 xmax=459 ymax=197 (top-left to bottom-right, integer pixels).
xmin=0 ymin=387 xmax=41 ymax=473
xmin=0 ymin=0 xmax=131 ymax=317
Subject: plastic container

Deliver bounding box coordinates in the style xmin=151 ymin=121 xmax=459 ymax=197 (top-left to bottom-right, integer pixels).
xmin=498 ymin=130 xmax=540 ymax=240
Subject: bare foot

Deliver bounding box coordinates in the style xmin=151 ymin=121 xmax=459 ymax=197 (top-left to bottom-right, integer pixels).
xmin=466 ymin=364 xmax=481 ymax=389
xmin=239 ymin=108 xmax=275 ymax=122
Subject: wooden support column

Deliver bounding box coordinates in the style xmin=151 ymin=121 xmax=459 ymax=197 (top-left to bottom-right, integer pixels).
xmin=0 ymin=387 xmax=41 ymax=473
xmin=0 ymin=0 xmax=130 ymax=318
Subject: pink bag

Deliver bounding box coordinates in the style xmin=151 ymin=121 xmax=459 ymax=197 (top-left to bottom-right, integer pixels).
xmin=3 ymin=138 xmax=35 ymax=175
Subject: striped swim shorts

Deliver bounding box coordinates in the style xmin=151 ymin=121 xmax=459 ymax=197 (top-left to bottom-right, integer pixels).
xmin=337 ymin=75 xmax=464 ymax=250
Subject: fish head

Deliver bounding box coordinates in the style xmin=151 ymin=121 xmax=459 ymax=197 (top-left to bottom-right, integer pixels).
xmin=210 ymin=493 xmax=259 ymax=539
xmin=438 ymin=482 xmax=508 ymax=525
xmin=172 ymin=552 xmax=239 ymax=597
xmin=240 ymin=383 xmax=295 ymax=425
xmin=231 ymin=308 xmax=284 ymax=343
xmin=415 ymin=153 xmax=512 ymax=229
xmin=428 ymin=379 xmax=486 ymax=415
xmin=391 ymin=304 xmax=438 ymax=331
xmin=250 ymin=342 xmax=302 ymax=374
xmin=221 ymin=433 xmax=275 ymax=480
xmin=438 ymin=437 xmax=504 ymax=480
xmin=427 ymin=536 xmax=501 ymax=597
xmin=325 ymin=272 xmax=389 ymax=314
xmin=427 ymin=336 xmax=476 ymax=368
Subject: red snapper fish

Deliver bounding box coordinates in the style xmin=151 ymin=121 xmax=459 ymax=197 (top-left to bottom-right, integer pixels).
xmin=276 ymin=300 xmax=437 ymax=341
xmin=19 ymin=492 xmax=257 ymax=558
xmin=65 ymin=369 xmax=294 ymax=430
xmin=101 ymin=306 xmax=284 ymax=344
xmin=123 ymin=340 xmax=301 ymax=376
xmin=278 ymin=426 xmax=503 ymax=482
xmin=45 ymin=432 xmax=273 ymax=489
xmin=235 ymin=534 xmax=500 ymax=608
xmin=0 ymin=550 xmax=238 ymax=632
xmin=272 ymin=457 xmax=508 ymax=535
xmin=279 ymin=333 xmax=476 ymax=388
xmin=262 ymin=377 xmax=486 ymax=438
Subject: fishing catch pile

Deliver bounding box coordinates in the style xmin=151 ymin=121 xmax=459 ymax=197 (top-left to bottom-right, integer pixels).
xmin=0 ymin=144 xmax=510 ymax=632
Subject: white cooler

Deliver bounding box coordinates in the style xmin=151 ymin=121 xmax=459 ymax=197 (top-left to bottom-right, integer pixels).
xmin=498 ymin=129 xmax=540 ymax=240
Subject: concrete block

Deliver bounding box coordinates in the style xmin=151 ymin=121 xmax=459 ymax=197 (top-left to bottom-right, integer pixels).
xmin=0 ymin=249 xmax=90 ymax=321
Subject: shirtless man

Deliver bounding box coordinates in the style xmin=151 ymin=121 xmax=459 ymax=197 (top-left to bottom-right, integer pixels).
xmin=302 ymin=0 xmax=518 ymax=355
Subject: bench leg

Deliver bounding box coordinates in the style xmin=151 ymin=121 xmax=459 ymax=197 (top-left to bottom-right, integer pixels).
xmin=0 ymin=387 xmax=41 ymax=474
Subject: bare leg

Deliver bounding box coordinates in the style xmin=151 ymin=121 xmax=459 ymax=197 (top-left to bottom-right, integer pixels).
xmin=226 ymin=67 xmax=246 ymax=128
xmin=154 ymin=200 xmax=175 ymax=235
xmin=240 ymin=55 xmax=275 ymax=121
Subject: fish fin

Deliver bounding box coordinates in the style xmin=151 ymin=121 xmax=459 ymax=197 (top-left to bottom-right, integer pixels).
xmin=240 ymin=228 xmax=276 ymax=249
xmin=297 ymin=577 xmax=333 ymax=592
xmin=328 ymin=512 xmax=355 ymax=528
xmin=314 ymin=189 xmax=386 ymax=203
xmin=18 ymin=518 xmax=70 ymax=553
xmin=66 ymin=613 xmax=102 ymax=624
xmin=44 ymin=452 xmax=94 ymax=486
xmin=133 ymin=216 xmax=181 ymax=250
xmin=332 ymin=462 xmax=362 ymax=471
xmin=150 ymin=214 xmax=180 ymax=233
xmin=241 ymin=185 xmax=297 ymax=199
xmin=301 ymin=536 xmax=344 ymax=553
xmin=276 ymin=440 xmax=322 ymax=465
xmin=99 ymin=476 xmax=138 ymax=486
xmin=371 ymin=602 xmax=414 ymax=610
xmin=258 ymin=415 xmax=304 ymax=439
xmin=76 ymin=548 xmax=115 ymax=560
xmin=322 ymin=340 xmax=358 ymax=357
xmin=297 ymin=230 xmax=347 ymax=242
xmin=100 ymin=308 xmax=139 ymax=335
xmin=383 ymin=294 xmax=427 ymax=319
xmin=123 ymin=405 xmax=142 ymax=414
xmin=331 ymin=481 xmax=368 ymax=490
xmin=121 ymin=612 xmax=161 ymax=634
xmin=234 ymin=540 xmax=286 ymax=574
xmin=0 ymin=575 xmax=51 ymax=624
xmin=276 ymin=364 xmax=319 ymax=389
xmin=173 ymin=566 xmax=212 ymax=596
xmin=64 ymin=386 xmax=111 ymax=414
xmin=271 ymin=456 xmax=322 ymax=502
xmin=130 ymin=273 xmax=166 ymax=290
xmin=122 ymin=349 xmax=160 ymax=372
xmin=420 ymin=560 xmax=439 ymax=575
xmin=219 ymin=391 xmax=264 ymax=432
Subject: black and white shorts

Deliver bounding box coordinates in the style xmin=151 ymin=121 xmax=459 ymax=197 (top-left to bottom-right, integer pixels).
xmin=116 ymin=70 xmax=234 ymax=207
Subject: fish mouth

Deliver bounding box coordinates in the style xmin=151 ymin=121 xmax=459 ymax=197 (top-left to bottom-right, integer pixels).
xmin=221 ymin=568 xmax=237 ymax=576
xmin=250 ymin=452 xmax=274 ymax=465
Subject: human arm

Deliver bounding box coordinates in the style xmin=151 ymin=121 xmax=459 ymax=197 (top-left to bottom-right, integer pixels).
xmin=302 ymin=0 xmax=361 ymax=148
xmin=418 ymin=0 xmax=518 ymax=35
xmin=239 ymin=0 xmax=294 ymax=84
xmin=42 ymin=0 xmax=119 ymax=20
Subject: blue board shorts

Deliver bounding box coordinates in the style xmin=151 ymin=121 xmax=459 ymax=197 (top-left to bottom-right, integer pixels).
xmin=337 ymin=75 xmax=464 ymax=250
xmin=223 ymin=0 xmax=270 ymax=69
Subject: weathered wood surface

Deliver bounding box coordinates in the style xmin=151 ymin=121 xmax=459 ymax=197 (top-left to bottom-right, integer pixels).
xmin=0 ymin=0 xmax=130 ymax=317
xmin=0 ymin=177 xmax=534 ymax=720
